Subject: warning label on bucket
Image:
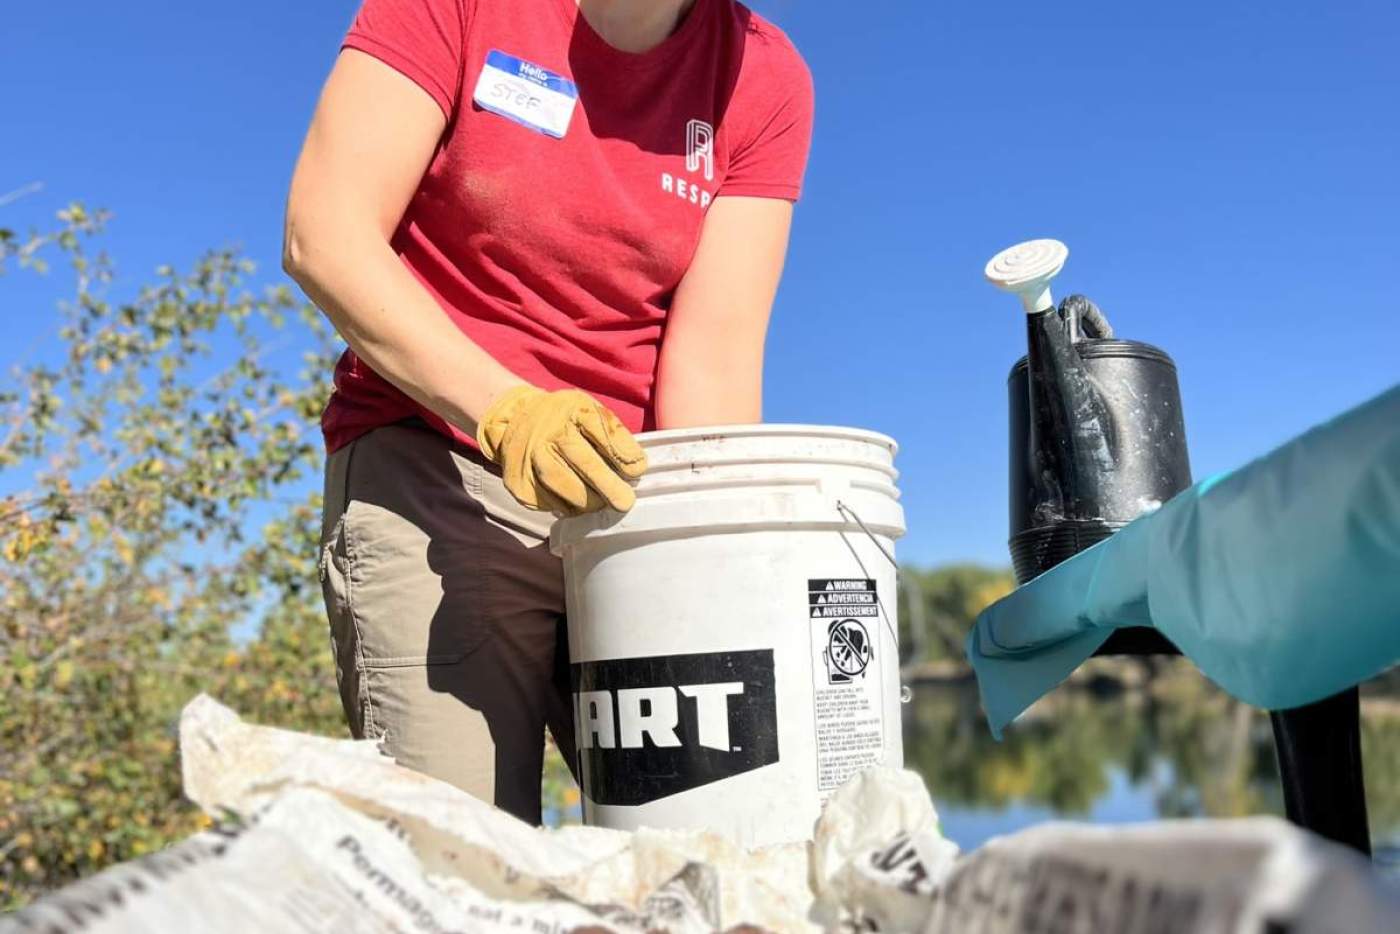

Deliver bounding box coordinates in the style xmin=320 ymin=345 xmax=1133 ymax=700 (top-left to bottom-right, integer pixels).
xmin=808 ymin=579 xmax=885 ymax=796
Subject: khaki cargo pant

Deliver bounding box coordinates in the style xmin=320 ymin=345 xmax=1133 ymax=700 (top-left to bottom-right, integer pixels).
xmin=319 ymin=420 xmax=576 ymax=824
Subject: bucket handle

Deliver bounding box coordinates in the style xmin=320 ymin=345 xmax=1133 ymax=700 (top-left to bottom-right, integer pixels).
xmin=835 ymin=500 xmax=899 ymax=572
xmin=835 ymin=500 xmax=909 ymax=684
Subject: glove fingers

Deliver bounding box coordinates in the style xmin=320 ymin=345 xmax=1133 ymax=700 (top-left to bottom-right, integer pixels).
xmin=532 ymin=444 xmax=595 ymax=515
xmin=573 ymin=403 xmax=647 ymax=480
xmin=556 ymin=433 xmax=637 ymax=513
xmin=501 ymin=460 xmax=545 ymax=512
xmin=534 ymin=483 xmax=579 ymax=519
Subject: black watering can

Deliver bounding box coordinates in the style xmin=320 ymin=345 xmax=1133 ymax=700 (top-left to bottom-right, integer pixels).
xmin=982 ymin=240 xmax=1372 ymax=854
xmin=988 ymin=240 xmax=1192 ymax=652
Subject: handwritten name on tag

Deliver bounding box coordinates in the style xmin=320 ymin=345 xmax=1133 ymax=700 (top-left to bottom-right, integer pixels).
xmin=471 ymin=50 xmax=578 ymax=139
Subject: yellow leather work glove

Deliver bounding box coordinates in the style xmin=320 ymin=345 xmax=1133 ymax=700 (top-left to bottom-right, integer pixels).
xmin=476 ymin=385 xmax=648 ymax=516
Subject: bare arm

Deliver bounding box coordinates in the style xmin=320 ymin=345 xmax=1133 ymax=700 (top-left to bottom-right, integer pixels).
xmin=654 ymin=196 xmax=794 ymax=428
xmin=282 ymin=49 xmax=524 ymax=436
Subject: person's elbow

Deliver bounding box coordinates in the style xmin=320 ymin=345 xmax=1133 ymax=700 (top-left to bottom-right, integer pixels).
xmin=281 ymin=182 xmax=348 ymax=288
xmin=282 ymin=193 xmax=388 ymax=297
xmin=280 ymin=200 xmax=318 ymax=286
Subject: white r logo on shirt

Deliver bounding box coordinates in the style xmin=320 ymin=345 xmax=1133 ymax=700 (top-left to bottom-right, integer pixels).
xmin=686 ymin=119 xmax=714 ymax=182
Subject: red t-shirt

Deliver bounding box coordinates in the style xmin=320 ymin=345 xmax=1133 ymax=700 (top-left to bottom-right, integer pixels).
xmin=322 ymin=0 xmax=815 ymax=453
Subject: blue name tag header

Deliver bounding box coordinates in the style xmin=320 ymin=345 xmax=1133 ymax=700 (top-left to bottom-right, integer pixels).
xmin=486 ymin=50 xmax=578 ymax=98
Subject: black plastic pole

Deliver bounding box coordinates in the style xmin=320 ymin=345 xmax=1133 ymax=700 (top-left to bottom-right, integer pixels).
xmin=1269 ymin=687 xmax=1371 ymax=855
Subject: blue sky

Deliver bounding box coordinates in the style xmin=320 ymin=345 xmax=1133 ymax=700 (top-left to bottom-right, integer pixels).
xmin=3 ymin=0 xmax=1397 ymax=566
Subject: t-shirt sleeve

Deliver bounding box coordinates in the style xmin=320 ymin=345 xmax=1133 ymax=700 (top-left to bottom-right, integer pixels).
xmin=342 ymin=0 xmax=468 ymax=122
xmin=717 ymin=41 xmax=815 ymax=202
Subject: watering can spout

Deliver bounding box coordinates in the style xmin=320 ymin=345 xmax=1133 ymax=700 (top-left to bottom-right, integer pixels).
xmin=1023 ymin=301 xmax=1118 ymax=522
xmin=984 ymin=240 xmax=1117 ymax=522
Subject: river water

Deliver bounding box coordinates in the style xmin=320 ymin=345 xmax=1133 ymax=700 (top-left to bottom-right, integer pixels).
xmin=904 ymin=665 xmax=1400 ymax=876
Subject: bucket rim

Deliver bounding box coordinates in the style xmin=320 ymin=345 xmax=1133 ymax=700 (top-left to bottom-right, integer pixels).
xmin=637 ymin=423 xmax=898 ymax=453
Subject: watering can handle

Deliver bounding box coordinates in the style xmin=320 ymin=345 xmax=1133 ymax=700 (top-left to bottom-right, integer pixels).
xmin=1060 ymin=294 xmax=1115 ymax=341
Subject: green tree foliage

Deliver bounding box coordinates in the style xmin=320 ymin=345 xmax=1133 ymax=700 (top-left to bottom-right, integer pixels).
xmin=898 ymin=563 xmax=1015 ymax=665
xmin=0 ymin=205 xmax=343 ymax=907
xmin=0 ymin=205 xmax=583 ymax=909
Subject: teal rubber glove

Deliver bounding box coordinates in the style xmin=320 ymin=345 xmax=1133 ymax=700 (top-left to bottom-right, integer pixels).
xmin=969 ymin=383 xmax=1400 ymax=738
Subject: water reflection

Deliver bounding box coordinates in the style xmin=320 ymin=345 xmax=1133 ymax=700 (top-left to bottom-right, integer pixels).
xmin=903 ymin=659 xmax=1400 ymax=862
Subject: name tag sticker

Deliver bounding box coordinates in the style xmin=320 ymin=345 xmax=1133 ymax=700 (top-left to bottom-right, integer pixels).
xmin=472 ymin=50 xmax=578 ymax=139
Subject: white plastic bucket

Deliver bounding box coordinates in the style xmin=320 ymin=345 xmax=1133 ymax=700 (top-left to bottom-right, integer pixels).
xmin=551 ymin=425 xmax=906 ymax=847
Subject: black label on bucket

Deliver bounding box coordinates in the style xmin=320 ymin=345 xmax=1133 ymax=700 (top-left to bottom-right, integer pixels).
xmin=808 ymin=579 xmax=886 ymax=796
xmin=808 ymin=578 xmax=880 ymax=620
xmin=571 ymin=650 xmax=779 ymax=807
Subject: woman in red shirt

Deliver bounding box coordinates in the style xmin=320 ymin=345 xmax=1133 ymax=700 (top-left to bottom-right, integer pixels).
xmin=284 ymin=0 xmax=813 ymax=823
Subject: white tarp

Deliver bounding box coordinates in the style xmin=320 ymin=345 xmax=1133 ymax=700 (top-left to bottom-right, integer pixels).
xmin=3 ymin=695 xmax=1396 ymax=933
